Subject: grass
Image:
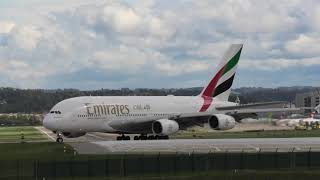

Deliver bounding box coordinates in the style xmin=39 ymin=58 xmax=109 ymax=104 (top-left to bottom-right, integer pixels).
xmin=172 ymin=129 xmax=320 ymax=139
xmin=0 ymin=142 xmax=320 ymax=180
xmin=0 ymin=126 xmax=47 ymax=142
xmin=0 ymin=142 xmax=75 ymax=160
xmin=36 ymin=170 xmax=320 ymax=180
xmin=2 ymin=126 xmax=320 ymax=179
xmin=0 ymin=142 xmax=77 ymax=179
xmin=59 ymin=170 xmax=320 ymax=180
xmin=4 ymin=169 xmax=320 ymax=180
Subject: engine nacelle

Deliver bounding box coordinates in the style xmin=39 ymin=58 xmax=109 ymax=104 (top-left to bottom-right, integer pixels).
xmin=62 ymin=132 xmax=86 ymax=138
xmin=152 ymin=119 xmax=179 ymax=135
xmin=208 ymin=114 xmax=236 ymax=130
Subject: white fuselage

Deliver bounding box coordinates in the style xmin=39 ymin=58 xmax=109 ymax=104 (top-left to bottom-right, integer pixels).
xmin=43 ymin=96 xmax=236 ymax=133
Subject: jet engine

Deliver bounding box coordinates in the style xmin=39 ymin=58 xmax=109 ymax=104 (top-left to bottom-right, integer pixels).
xmin=152 ymin=119 xmax=179 ymax=135
xmin=208 ymin=114 xmax=236 ymax=130
xmin=62 ymin=132 xmax=86 ymax=138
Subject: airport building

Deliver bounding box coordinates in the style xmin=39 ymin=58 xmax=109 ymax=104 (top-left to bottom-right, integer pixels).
xmin=295 ymin=91 xmax=320 ymax=113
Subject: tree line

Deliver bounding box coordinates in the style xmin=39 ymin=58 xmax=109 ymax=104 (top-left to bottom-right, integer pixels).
xmin=0 ymin=114 xmax=41 ymax=126
xmin=0 ymin=86 xmax=317 ymax=113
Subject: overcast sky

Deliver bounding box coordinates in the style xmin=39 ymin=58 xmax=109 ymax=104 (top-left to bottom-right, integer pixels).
xmin=0 ymin=0 xmax=320 ymax=89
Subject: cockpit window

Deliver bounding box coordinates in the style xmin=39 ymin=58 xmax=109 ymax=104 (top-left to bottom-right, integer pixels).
xmin=50 ymin=111 xmax=62 ymax=114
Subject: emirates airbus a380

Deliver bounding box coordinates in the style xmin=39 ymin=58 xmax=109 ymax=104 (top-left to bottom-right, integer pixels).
xmin=43 ymin=44 xmax=293 ymax=143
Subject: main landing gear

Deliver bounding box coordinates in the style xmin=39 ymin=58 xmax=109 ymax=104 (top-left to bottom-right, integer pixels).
xmin=134 ymin=135 xmax=169 ymax=140
xmin=56 ymin=132 xmax=64 ymax=143
xmin=116 ymin=134 xmax=169 ymax=141
xmin=116 ymin=134 xmax=130 ymax=141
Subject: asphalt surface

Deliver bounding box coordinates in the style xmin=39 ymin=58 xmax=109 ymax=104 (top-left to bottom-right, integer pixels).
xmin=69 ymin=138 xmax=320 ymax=154
xmin=36 ymin=127 xmax=320 ymax=154
xmin=37 ymin=126 xmax=117 ymax=142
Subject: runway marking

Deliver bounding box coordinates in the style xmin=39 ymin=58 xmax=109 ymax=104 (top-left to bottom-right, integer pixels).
xmin=247 ymin=145 xmax=260 ymax=152
xmin=87 ymin=133 xmax=107 ymax=140
xmin=294 ymin=146 xmax=301 ymax=151
xmin=35 ymin=127 xmax=55 ymax=141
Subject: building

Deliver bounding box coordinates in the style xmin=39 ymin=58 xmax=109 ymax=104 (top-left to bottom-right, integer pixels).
xmin=295 ymin=91 xmax=320 ymax=113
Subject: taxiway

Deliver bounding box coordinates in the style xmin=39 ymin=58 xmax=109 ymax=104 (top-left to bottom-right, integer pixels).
xmin=37 ymin=127 xmax=320 ymax=154
xmin=69 ymin=137 xmax=320 ymax=154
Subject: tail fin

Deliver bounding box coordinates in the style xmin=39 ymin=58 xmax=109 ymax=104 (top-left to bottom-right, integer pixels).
xmin=200 ymin=44 xmax=243 ymax=101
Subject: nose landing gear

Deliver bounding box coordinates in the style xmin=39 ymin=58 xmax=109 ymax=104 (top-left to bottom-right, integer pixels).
xmin=56 ymin=133 xmax=64 ymax=143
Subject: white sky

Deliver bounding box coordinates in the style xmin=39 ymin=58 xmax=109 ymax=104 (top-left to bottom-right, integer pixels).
xmin=0 ymin=0 xmax=320 ymax=89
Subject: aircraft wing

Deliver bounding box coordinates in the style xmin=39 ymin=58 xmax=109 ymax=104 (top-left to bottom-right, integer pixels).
xmin=215 ymin=101 xmax=287 ymax=111
xmin=220 ymin=107 xmax=301 ymax=114
xmin=108 ymin=116 xmax=164 ymax=134
xmin=108 ymin=113 xmax=212 ymax=133
xmin=170 ymin=107 xmax=301 ymax=129
xmin=108 ymin=102 xmax=301 ymax=133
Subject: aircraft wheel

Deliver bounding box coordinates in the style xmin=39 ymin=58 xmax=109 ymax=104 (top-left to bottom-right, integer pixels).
xmin=56 ymin=137 xmax=63 ymax=143
xmin=140 ymin=135 xmax=147 ymax=140
xmin=116 ymin=136 xmax=122 ymax=141
xmin=134 ymin=136 xmax=139 ymax=140
xmin=124 ymin=136 xmax=130 ymax=140
xmin=157 ymin=135 xmax=169 ymax=140
xmin=148 ymin=135 xmax=155 ymax=140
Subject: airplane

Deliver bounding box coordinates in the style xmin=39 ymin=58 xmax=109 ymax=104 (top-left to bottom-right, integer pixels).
xmin=43 ymin=44 xmax=299 ymax=143
xmin=277 ymin=112 xmax=320 ymax=127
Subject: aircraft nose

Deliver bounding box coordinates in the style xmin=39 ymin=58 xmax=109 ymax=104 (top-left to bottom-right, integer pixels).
xmin=43 ymin=115 xmax=56 ymax=130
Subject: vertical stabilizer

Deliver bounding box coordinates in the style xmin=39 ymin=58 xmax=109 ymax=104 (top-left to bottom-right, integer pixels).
xmin=199 ymin=44 xmax=243 ymax=112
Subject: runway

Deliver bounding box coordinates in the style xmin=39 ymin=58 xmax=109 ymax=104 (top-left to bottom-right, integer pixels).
xmin=36 ymin=126 xmax=117 ymax=142
xmin=36 ymin=127 xmax=320 ymax=154
xmin=69 ymin=138 xmax=320 ymax=154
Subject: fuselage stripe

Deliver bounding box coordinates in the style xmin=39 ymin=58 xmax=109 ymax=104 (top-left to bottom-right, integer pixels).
xmin=202 ymin=66 xmax=226 ymax=97
xmin=213 ymin=74 xmax=235 ymax=98
xmin=199 ymin=96 xmax=213 ymax=112
xmin=222 ymin=48 xmax=242 ymax=76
